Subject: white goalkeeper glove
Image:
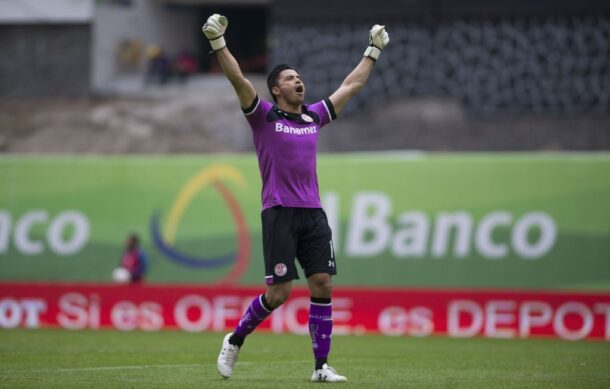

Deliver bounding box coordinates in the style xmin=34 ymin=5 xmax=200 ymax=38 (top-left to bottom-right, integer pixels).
xmin=202 ymin=13 xmax=228 ymax=51
xmin=364 ymin=24 xmax=390 ymax=61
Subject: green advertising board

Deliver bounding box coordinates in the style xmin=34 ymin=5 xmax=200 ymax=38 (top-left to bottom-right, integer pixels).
xmin=1 ymin=153 xmax=609 ymax=290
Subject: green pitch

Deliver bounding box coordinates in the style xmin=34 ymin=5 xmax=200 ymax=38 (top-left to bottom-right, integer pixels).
xmin=1 ymin=329 xmax=608 ymax=388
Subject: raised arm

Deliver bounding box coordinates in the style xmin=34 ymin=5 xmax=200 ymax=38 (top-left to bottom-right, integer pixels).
xmin=329 ymin=25 xmax=390 ymax=115
xmin=202 ymin=14 xmax=257 ymax=109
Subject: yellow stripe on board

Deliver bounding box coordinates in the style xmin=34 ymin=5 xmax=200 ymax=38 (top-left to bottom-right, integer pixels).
xmin=163 ymin=165 xmax=246 ymax=244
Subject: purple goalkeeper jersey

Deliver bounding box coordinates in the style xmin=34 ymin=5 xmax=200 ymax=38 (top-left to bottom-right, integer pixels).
xmin=243 ymin=96 xmax=337 ymax=210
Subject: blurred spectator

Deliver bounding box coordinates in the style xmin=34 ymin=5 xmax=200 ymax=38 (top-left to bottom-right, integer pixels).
xmin=113 ymin=233 xmax=148 ymax=284
xmin=174 ymin=50 xmax=198 ymax=83
xmin=145 ymin=45 xmax=171 ymax=85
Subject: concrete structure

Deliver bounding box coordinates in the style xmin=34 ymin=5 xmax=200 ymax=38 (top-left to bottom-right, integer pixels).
xmin=0 ymin=0 xmax=94 ymax=98
xmin=92 ymin=0 xmax=270 ymax=92
xmin=0 ymin=0 xmax=93 ymax=23
xmin=0 ymin=0 xmax=269 ymax=97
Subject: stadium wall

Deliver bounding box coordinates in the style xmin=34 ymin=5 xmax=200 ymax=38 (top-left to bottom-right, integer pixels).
xmin=0 ymin=24 xmax=91 ymax=98
xmin=0 ymin=153 xmax=608 ymax=288
xmin=1 ymin=283 xmax=609 ymax=340
xmin=1 ymin=153 xmax=609 ymax=339
xmin=271 ymin=0 xmax=610 ymax=114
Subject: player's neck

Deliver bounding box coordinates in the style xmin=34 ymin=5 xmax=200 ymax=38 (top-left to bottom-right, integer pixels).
xmin=276 ymin=100 xmax=302 ymax=114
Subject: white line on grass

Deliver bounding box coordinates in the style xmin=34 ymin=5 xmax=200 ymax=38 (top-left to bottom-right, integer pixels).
xmin=56 ymin=364 xmax=203 ymax=372
xmin=6 ymin=360 xmax=313 ymax=375
xmin=1 ymin=364 xmax=203 ymax=374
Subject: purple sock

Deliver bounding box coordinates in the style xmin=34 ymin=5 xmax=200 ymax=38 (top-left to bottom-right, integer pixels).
xmin=309 ymin=298 xmax=332 ymax=368
xmin=233 ymin=294 xmax=272 ymax=340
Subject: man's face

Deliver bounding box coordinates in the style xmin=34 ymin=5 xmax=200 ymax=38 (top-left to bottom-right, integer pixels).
xmin=274 ymin=69 xmax=305 ymax=106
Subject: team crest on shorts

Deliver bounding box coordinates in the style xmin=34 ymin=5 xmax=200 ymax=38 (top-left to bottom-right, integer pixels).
xmin=301 ymin=113 xmax=313 ymax=123
xmin=274 ymin=263 xmax=288 ymax=276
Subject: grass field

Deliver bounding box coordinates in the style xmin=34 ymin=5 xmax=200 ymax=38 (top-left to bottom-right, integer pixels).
xmin=1 ymin=329 xmax=608 ymax=388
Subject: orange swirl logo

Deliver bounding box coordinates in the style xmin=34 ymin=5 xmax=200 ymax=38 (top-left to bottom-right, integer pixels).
xmin=150 ymin=165 xmax=250 ymax=285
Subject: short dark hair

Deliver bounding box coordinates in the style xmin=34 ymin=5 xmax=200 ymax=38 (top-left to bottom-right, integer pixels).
xmin=126 ymin=233 xmax=139 ymax=249
xmin=267 ymin=64 xmax=296 ymax=102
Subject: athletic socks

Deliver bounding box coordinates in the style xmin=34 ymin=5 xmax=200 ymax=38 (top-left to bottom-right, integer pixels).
xmin=229 ymin=293 xmax=334 ymax=371
xmin=309 ymin=297 xmax=333 ymax=370
xmin=229 ymin=294 xmax=274 ymax=347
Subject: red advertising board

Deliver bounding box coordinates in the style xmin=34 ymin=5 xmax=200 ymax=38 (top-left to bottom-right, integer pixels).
xmin=0 ymin=283 xmax=608 ymax=341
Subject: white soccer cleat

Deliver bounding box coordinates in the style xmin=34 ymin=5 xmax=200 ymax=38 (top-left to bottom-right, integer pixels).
xmin=217 ymin=332 xmax=240 ymax=378
xmin=311 ymin=363 xmax=347 ymax=383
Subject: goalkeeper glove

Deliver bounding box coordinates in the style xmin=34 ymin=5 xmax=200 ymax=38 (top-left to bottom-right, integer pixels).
xmin=202 ymin=13 xmax=228 ymax=51
xmin=364 ymin=24 xmax=390 ymax=61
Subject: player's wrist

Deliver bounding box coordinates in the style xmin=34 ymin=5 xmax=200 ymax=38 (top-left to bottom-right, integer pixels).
xmin=364 ymin=45 xmax=382 ymax=61
xmin=209 ymin=35 xmax=226 ymax=51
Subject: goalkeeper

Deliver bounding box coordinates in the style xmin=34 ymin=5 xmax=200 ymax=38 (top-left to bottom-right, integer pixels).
xmin=203 ymin=13 xmax=389 ymax=383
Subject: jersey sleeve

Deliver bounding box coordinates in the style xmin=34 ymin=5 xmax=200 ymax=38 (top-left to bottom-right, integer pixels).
xmin=307 ymin=98 xmax=338 ymax=128
xmin=242 ymin=95 xmax=273 ymax=130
